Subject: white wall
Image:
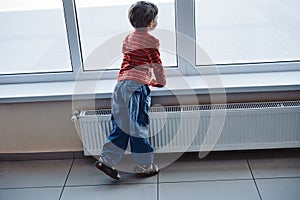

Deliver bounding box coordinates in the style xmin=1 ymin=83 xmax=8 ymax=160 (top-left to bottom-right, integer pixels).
xmin=0 ymin=91 xmax=299 ymax=154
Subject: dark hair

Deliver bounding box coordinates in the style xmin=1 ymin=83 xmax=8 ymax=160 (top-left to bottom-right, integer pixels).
xmin=128 ymin=1 xmax=158 ymax=29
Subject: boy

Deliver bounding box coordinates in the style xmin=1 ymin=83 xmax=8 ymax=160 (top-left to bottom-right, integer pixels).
xmin=95 ymin=1 xmax=166 ymax=180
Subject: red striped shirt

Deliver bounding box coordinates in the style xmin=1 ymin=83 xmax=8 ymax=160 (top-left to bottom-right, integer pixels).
xmin=117 ymin=31 xmax=166 ymax=86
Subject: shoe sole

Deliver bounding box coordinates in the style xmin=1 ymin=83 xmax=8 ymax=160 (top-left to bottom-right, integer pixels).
xmin=135 ymin=171 xmax=159 ymax=177
xmin=94 ymin=161 xmax=121 ymax=180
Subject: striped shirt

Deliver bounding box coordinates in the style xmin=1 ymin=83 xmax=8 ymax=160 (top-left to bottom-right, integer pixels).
xmin=117 ymin=30 xmax=166 ymax=86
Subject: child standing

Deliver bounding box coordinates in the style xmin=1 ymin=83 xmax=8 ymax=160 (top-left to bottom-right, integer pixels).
xmin=95 ymin=1 xmax=166 ymax=180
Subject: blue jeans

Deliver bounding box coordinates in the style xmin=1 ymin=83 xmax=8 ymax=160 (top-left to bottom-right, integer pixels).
xmin=101 ymin=80 xmax=154 ymax=167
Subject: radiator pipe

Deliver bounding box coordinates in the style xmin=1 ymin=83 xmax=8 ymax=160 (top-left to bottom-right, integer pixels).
xmin=71 ymin=110 xmax=80 ymax=123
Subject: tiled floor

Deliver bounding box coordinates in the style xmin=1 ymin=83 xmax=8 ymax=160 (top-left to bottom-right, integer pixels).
xmin=1 ymin=149 xmax=300 ymax=200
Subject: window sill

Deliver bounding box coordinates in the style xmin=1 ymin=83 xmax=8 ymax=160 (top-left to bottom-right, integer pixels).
xmin=0 ymin=71 xmax=299 ymax=104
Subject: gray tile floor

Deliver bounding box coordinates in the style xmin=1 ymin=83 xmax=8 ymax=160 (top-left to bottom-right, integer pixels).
xmin=1 ymin=149 xmax=300 ymax=200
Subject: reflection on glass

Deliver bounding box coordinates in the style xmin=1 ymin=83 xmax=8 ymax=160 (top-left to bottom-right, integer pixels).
xmin=196 ymin=0 xmax=300 ymax=65
xmin=0 ymin=0 xmax=72 ymax=75
xmin=75 ymin=0 xmax=176 ymax=71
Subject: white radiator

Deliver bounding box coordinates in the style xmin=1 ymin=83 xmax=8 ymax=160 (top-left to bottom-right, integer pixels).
xmin=77 ymin=101 xmax=300 ymax=156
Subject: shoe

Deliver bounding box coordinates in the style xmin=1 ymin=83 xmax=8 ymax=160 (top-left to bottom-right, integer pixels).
xmin=134 ymin=164 xmax=159 ymax=176
xmin=94 ymin=157 xmax=121 ymax=180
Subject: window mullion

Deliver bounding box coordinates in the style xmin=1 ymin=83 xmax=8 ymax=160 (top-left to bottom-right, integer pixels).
xmin=176 ymin=0 xmax=196 ymax=76
xmin=62 ymin=0 xmax=83 ymax=76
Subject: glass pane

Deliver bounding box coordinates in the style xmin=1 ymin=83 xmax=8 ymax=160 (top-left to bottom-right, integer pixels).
xmin=0 ymin=0 xmax=72 ymax=75
xmin=195 ymin=0 xmax=300 ymax=65
xmin=75 ymin=0 xmax=176 ymax=71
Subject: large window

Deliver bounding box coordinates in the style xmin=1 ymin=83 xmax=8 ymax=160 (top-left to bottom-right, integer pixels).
xmin=195 ymin=0 xmax=300 ymax=66
xmin=0 ymin=0 xmax=299 ymax=85
xmin=75 ymin=0 xmax=176 ymax=71
xmin=0 ymin=0 xmax=71 ymax=75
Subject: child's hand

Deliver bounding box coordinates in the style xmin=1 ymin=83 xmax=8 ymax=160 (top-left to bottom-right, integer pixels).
xmin=150 ymin=79 xmax=164 ymax=88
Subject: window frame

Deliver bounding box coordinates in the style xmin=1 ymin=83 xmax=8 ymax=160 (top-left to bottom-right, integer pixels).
xmin=192 ymin=0 xmax=300 ymax=75
xmin=0 ymin=0 xmax=299 ymax=85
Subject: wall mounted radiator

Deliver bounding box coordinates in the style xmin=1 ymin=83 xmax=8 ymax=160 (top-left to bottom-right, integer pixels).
xmin=77 ymin=101 xmax=300 ymax=156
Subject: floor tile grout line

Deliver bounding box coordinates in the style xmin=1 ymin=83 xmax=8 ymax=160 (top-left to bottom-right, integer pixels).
xmin=61 ymin=182 xmax=158 ymax=189
xmin=158 ymin=178 xmax=255 ymax=185
xmin=52 ymin=178 xmax=253 ymax=189
xmin=59 ymin=158 xmax=75 ymax=200
xmin=244 ymin=151 xmax=263 ymax=200
xmin=0 ymin=186 xmax=62 ymax=191
xmin=254 ymin=176 xmax=300 ymax=180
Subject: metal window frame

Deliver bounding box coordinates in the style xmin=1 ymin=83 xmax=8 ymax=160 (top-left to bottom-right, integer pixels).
xmin=0 ymin=0 xmax=299 ymax=85
xmin=0 ymin=0 xmax=79 ymax=84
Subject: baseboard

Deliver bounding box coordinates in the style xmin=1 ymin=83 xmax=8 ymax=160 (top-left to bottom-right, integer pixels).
xmin=0 ymin=151 xmax=86 ymax=161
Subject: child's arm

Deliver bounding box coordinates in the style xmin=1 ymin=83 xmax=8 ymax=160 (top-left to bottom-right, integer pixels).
xmin=150 ymin=79 xmax=164 ymax=88
xmin=147 ymin=40 xmax=166 ymax=87
xmin=151 ymin=61 xmax=166 ymax=87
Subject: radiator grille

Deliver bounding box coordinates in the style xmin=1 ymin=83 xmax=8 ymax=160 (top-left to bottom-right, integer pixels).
xmin=85 ymin=110 xmax=111 ymax=116
xmin=82 ymin=101 xmax=300 ymax=116
xmin=78 ymin=101 xmax=300 ymax=155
